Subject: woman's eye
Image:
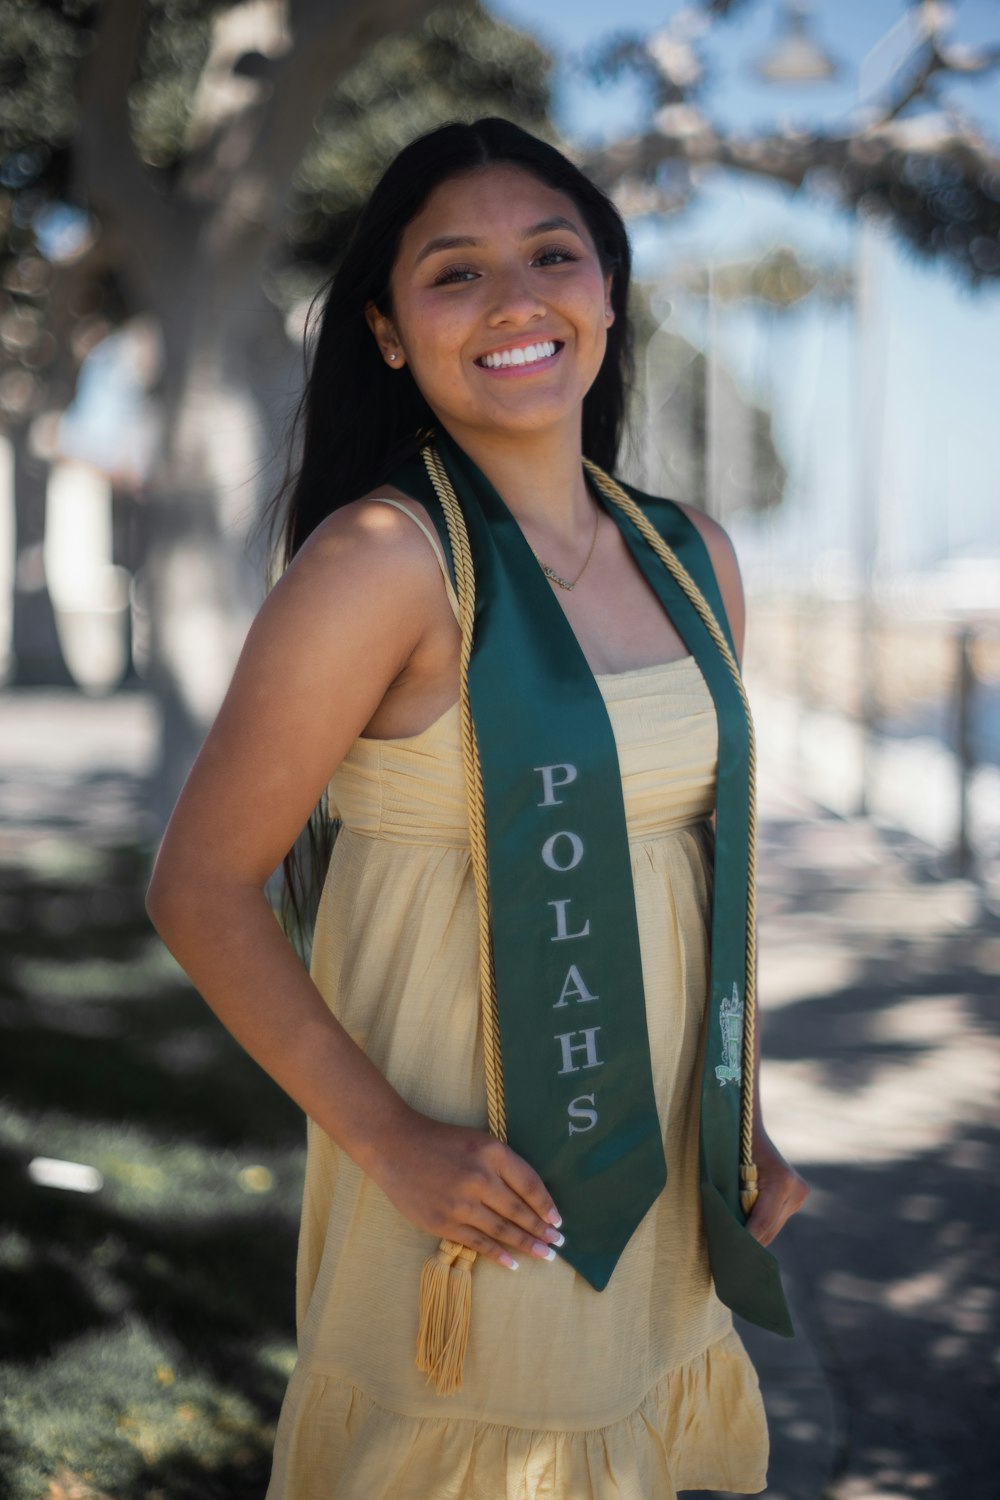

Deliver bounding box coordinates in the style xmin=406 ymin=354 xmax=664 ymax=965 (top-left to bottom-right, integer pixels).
xmin=433 ymin=265 xmax=478 ymax=285
xmin=432 ymin=246 xmax=579 ymax=286
xmin=535 ymin=245 xmax=578 ymax=266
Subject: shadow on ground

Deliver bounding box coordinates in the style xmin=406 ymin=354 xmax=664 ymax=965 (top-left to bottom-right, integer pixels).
xmin=742 ymin=810 xmax=1000 ymax=1500
xmin=0 ymin=845 xmax=305 ymax=1499
xmin=1 ymin=724 xmax=997 ymax=1500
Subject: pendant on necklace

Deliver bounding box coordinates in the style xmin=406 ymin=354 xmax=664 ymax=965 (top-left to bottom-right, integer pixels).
xmin=539 ymin=563 xmax=576 ymax=591
xmin=528 ymin=503 xmax=601 ymax=592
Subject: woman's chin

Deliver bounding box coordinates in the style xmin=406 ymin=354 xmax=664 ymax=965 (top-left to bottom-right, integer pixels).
xmin=448 ymin=390 xmax=589 ymax=438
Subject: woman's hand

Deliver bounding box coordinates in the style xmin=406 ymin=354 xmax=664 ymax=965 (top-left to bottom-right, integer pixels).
xmin=745 ymin=1126 xmax=810 ymax=1248
xmin=368 ymin=1108 xmax=564 ymax=1270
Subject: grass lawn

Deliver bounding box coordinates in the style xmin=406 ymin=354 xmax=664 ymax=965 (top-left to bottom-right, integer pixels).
xmin=0 ymin=839 xmax=305 ymax=1499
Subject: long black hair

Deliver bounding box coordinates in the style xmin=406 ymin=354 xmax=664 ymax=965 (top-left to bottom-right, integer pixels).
xmin=265 ymin=116 xmax=637 ymax=946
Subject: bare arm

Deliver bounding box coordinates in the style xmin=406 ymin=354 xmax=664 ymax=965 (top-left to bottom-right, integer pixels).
xmin=146 ymin=501 xmax=563 ymax=1267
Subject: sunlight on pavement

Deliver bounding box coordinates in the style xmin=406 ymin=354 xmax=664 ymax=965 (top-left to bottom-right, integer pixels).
xmin=762 ymin=995 xmax=1000 ymax=1166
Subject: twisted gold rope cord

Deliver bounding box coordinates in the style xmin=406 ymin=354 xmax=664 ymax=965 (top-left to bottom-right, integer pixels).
xmin=423 ymin=444 xmax=508 ymax=1143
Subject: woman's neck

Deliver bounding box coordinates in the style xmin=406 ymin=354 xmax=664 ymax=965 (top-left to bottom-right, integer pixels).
xmin=434 ymin=416 xmax=597 ymax=542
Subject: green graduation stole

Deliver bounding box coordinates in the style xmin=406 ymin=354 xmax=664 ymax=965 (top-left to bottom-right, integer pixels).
xmin=386 ymin=426 xmax=793 ymax=1395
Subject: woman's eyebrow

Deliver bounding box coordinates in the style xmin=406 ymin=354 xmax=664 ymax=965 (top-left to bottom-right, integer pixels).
xmin=414 ymin=216 xmax=584 ymax=266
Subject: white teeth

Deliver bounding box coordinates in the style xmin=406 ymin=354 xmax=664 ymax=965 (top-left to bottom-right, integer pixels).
xmin=479 ymin=340 xmax=557 ymax=369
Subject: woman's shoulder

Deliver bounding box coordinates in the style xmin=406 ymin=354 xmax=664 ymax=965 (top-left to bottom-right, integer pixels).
xmin=281 ymin=485 xmax=445 ymax=596
xmin=618 ymin=482 xmax=740 ymax=585
xmin=253 ymin=487 xmax=457 ymax=667
xmin=668 ymin=498 xmax=739 ymax=571
xmin=296 ymin=484 xmax=434 ymax=550
xmin=673 ymin=501 xmax=745 ymax=662
xmin=623 ymin=486 xmax=745 ymax=662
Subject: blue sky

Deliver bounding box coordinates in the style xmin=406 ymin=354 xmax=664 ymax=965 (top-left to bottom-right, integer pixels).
xmin=488 ymin=0 xmax=1000 ymax=581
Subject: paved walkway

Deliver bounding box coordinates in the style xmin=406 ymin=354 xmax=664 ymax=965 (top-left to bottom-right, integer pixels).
xmin=743 ymin=725 xmax=999 ymax=1500
xmin=3 ymin=688 xmax=997 ymax=1500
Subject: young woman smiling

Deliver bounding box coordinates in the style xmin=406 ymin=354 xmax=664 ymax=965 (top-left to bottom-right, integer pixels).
xmin=147 ymin=117 xmax=808 ymax=1500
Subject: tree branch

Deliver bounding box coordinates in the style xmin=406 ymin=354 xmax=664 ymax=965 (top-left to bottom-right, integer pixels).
xmin=581 ymin=108 xmax=1000 ymax=200
xmin=878 ymin=32 xmax=1000 ymax=124
xmin=581 ymin=106 xmax=1000 ymax=286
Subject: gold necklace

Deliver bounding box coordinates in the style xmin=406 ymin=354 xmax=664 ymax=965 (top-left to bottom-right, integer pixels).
xmin=527 ymin=505 xmax=601 ymax=591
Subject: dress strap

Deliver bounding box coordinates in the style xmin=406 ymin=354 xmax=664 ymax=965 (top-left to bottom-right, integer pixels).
xmin=365 ymin=497 xmax=461 ymax=624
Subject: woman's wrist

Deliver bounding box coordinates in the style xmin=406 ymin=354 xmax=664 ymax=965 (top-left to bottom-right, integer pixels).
xmin=751 ymin=1113 xmax=777 ymax=1159
xmin=340 ymin=1084 xmax=417 ymax=1183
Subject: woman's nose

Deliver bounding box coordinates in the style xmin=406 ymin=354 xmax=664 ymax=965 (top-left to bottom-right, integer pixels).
xmin=486 ymin=264 xmax=548 ymax=323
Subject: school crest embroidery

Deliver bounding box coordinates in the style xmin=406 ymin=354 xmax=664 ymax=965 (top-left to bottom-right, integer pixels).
xmin=715 ymin=982 xmax=744 ymax=1086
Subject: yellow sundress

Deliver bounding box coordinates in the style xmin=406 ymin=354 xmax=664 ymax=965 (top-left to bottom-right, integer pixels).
xmin=264 ymin=500 xmax=769 ymax=1500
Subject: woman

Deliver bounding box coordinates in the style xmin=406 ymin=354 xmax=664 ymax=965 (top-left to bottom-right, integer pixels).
xmin=147 ymin=116 xmax=808 ymax=1499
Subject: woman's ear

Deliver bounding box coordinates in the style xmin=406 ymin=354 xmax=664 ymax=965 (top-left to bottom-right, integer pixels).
xmin=604 ymin=271 xmax=615 ymax=325
xmin=364 ymin=300 xmax=404 ymax=368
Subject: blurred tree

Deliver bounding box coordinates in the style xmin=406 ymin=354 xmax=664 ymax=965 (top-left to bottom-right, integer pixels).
xmin=0 ymin=0 xmax=555 ymax=812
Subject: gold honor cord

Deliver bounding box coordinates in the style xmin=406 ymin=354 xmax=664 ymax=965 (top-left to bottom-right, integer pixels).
xmin=413 ymin=442 xmax=759 ymax=1397
xmin=424 ymin=442 xmax=508 ymax=1145
xmin=413 ymin=443 xmax=507 ymax=1398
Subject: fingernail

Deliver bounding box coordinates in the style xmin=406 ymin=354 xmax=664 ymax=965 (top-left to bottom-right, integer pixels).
xmin=543 ymin=1228 xmax=565 ymax=1247
xmin=546 ymin=1209 xmax=563 ymax=1228
xmin=531 ymin=1241 xmax=557 ymax=1261
xmin=500 ymin=1253 xmax=519 ymax=1270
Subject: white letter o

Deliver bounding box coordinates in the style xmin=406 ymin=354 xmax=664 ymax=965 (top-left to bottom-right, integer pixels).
xmin=541 ymin=831 xmax=584 ymax=872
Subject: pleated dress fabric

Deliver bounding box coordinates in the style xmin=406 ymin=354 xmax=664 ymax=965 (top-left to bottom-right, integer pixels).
xmin=264 ymin=501 xmax=769 ymax=1500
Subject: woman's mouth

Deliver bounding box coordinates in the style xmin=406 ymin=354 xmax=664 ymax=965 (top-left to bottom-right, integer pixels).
xmin=474 ymin=339 xmax=564 ymax=375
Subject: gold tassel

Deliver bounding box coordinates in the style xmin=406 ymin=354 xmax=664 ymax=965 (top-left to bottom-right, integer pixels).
xmin=740 ymin=1161 xmax=759 ymax=1216
xmin=415 ymin=1238 xmax=477 ymax=1395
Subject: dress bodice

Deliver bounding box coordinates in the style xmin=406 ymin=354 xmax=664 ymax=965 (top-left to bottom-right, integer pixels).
xmin=327 ymin=655 xmax=717 ymax=847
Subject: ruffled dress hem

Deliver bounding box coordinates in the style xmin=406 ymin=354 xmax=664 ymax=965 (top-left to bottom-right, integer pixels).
xmin=265 ymin=1327 xmax=768 ymax=1500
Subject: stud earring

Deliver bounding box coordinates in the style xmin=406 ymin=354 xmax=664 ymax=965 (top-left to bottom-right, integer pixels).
xmin=389 ymin=353 xmax=397 ymax=362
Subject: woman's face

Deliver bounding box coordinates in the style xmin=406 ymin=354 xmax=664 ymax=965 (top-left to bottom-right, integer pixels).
xmin=367 ymin=164 xmax=615 ymax=442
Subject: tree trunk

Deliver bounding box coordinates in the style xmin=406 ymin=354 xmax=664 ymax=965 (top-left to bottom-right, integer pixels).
xmin=141 ymin=341 xmax=268 ymax=827
xmin=72 ymin=0 xmax=448 ymax=829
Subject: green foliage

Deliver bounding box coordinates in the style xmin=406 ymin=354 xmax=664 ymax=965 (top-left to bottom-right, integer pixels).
xmin=285 ymin=0 xmax=555 ymax=272
xmin=127 ymin=0 xmax=222 ymax=170
xmin=0 ymin=849 xmax=303 ymax=1499
xmin=0 ymin=0 xmax=98 ymax=162
xmin=0 ymin=0 xmax=556 ymax=291
xmin=0 ymin=1 xmax=255 ymax=183
xmin=0 ymin=0 xmax=553 ymax=217
xmin=2 ymin=1317 xmax=282 ymax=1497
